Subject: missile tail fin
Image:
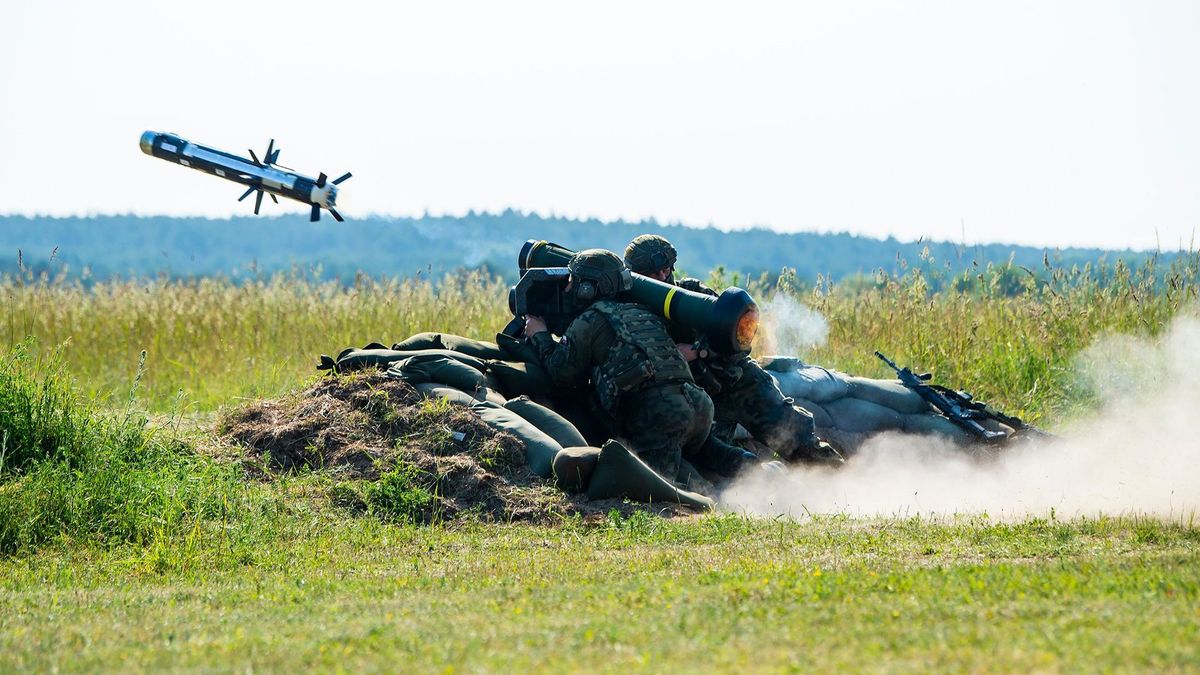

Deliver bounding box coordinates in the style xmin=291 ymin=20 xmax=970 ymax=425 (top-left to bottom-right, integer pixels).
xmin=265 ymin=139 xmax=277 ymax=165
xmin=238 ymin=186 xmax=256 ymax=202
xmin=316 ymin=172 xmax=327 ymax=188
xmin=332 ymin=172 xmax=352 ymax=185
xmin=328 ymin=208 xmax=344 ymax=223
xmin=254 ymin=190 xmax=263 ymax=215
xmin=310 ymin=204 xmax=321 ymax=222
xmin=248 ymin=149 xmax=262 ymax=166
xmin=269 ymin=193 xmax=279 ymax=204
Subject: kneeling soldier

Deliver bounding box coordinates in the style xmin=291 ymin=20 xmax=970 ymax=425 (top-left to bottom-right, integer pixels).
xmin=525 ymin=249 xmax=754 ymax=480
xmin=624 ymin=234 xmax=843 ymax=465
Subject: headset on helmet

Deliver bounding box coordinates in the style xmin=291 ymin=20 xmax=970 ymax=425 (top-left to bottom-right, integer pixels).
xmin=567 ymin=249 xmax=632 ymax=301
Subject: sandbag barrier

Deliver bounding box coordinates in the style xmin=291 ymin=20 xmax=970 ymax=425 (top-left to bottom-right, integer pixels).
xmin=760 ymin=355 xmax=1005 ymax=450
xmin=328 ymin=333 xmax=707 ymax=508
xmin=316 ymin=333 xmax=1002 ymax=507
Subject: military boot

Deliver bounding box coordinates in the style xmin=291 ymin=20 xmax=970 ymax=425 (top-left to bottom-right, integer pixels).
xmin=688 ymin=433 xmax=758 ymax=478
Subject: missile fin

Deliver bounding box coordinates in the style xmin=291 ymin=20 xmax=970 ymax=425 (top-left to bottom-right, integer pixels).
xmin=310 ymin=204 xmax=321 ymax=222
xmin=237 ymin=186 xmax=256 ymax=202
xmin=332 ymin=172 xmax=352 ymax=185
xmin=269 ymin=193 xmax=279 ymax=204
xmin=254 ymin=190 xmax=263 ymax=215
xmin=316 ymin=172 xmax=327 ymax=188
xmin=264 ymin=139 xmax=276 ymax=164
xmin=248 ymin=149 xmax=261 ymax=166
xmin=329 ymin=208 xmax=344 ymax=223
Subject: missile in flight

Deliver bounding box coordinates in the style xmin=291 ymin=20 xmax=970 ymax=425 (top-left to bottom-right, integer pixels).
xmin=140 ymin=131 xmax=351 ymax=222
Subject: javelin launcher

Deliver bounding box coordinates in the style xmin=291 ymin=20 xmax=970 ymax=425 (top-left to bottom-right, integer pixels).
xmin=510 ymin=240 xmax=760 ymax=356
xmin=140 ymin=131 xmax=351 ymax=222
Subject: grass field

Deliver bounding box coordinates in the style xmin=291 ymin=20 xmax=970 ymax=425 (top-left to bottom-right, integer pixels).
xmin=2 ymin=515 xmax=1197 ymax=672
xmin=2 ymin=254 xmax=1198 ymax=671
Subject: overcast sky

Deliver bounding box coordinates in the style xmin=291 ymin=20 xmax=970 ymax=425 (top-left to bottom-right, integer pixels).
xmin=1 ymin=1 xmax=1197 ymax=250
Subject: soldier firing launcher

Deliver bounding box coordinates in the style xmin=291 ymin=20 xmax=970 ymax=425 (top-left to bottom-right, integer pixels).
xmin=506 ymin=240 xmax=760 ymax=356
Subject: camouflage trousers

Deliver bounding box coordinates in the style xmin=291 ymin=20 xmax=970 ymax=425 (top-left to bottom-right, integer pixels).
xmin=705 ymin=356 xmax=818 ymax=461
xmin=619 ymin=381 xmax=714 ymax=479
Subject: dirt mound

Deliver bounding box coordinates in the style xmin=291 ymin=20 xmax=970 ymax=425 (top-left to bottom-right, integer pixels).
xmin=218 ymin=372 xmax=691 ymax=523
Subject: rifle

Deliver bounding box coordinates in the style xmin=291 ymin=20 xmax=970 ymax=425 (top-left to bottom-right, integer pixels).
xmin=874 ymin=351 xmax=1049 ymax=445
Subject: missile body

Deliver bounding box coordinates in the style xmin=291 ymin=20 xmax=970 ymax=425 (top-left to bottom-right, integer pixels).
xmin=517 ymin=239 xmax=760 ymax=355
xmin=140 ymin=131 xmax=350 ymax=222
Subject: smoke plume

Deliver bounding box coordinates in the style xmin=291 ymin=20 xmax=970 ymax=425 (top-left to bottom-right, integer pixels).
xmin=722 ymin=315 xmax=1200 ymax=519
xmin=759 ymin=293 xmax=829 ymax=356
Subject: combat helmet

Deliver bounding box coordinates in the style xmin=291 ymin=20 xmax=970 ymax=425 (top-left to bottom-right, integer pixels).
xmin=623 ymin=234 xmax=678 ymax=275
xmin=567 ymin=249 xmax=633 ymax=302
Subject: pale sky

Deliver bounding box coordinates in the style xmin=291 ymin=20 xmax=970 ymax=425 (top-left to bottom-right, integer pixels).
xmin=1 ymin=1 xmax=1197 ymax=250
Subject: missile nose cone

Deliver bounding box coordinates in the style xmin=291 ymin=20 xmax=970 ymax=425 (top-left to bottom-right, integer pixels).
xmin=139 ymin=130 xmax=157 ymax=155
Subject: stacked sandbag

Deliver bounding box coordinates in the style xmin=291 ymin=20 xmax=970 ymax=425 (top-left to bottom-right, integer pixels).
xmin=469 ymin=400 xmax=563 ymax=477
xmin=503 ymin=396 xmax=588 ymax=448
xmin=386 ymin=353 xmax=506 ymax=405
xmin=472 ymin=396 xmax=711 ymax=509
xmin=327 ymin=347 xmax=487 ymax=374
xmin=486 ymin=359 xmax=556 ymax=399
xmin=551 ymin=441 xmax=714 ymax=510
xmin=761 ymin=355 xmax=977 ymax=448
xmin=392 ymin=332 xmax=508 ymax=360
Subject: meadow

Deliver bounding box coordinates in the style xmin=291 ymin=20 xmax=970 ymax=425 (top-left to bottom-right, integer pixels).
xmin=1 ymin=253 xmax=1198 ymax=671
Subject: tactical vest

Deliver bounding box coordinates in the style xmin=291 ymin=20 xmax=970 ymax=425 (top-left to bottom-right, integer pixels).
xmin=589 ymin=300 xmax=694 ymax=414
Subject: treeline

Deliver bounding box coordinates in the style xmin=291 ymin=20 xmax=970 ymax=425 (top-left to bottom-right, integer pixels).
xmin=0 ymin=211 xmax=1176 ymax=286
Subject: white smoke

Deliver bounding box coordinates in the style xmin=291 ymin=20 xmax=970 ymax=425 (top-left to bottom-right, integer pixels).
xmin=721 ymin=315 xmax=1200 ymax=520
xmin=759 ymin=294 xmax=829 ymax=356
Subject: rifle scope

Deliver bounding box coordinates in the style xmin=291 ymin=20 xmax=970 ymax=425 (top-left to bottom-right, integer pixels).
xmin=518 ymin=239 xmax=759 ymax=355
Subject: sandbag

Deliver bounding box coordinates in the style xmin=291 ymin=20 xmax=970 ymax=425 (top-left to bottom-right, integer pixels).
xmin=487 ymin=360 xmax=555 ymax=398
xmin=791 ymin=396 xmax=834 ymax=428
xmin=388 ymin=354 xmax=489 ymax=392
xmin=758 ymin=355 xmax=807 ymax=373
xmin=470 ymin=400 xmax=562 ymax=477
xmin=846 ymin=377 xmax=930 ymax=414
xmin=586 ymin=440 xmax=714 ymax=510
xmin=770 ymin=366 xmax=852 ymax=403
xmin=552 ymin=446 xmax=600 ymax=492
xmin=503 ymin=396 xmax=588 ymax=448
xmin=392 ymin=332 xmax=507 ymax=360
xmin=496 ymin=333 xmax=540 ymax=364
xmin=334 ymin=347 xmax=487 ymax=373
xmin=822 ymin=397 xmax=905 ymax=433
xmin=413 ymin=382 xmax=480 ymax=407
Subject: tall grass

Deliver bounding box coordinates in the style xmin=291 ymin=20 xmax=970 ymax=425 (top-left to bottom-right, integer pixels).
xmin=4 ymin=269 xmax=507 ymax=410
xmin=0 ymin=341 xmax=273 ymax=560
xmin=5 ymin=253 xmax=1198 ymax=422
xmin=744 ymin=253 xmax=1200 ymax=424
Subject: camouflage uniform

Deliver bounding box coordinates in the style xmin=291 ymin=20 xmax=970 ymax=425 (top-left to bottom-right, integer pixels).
xmin=624 ymin=235 xmax=840 ymax=464
xmin=672 ymin=278 xmax=826 ymax=459
xmin=530 ymin=299 xmax=717 ymax=479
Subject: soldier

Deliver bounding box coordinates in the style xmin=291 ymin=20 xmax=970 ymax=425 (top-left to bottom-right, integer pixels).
xmin=524 ymin=249 xmax=755 ymax=481
xmin=623 ymin=234 xmax=844 ymax=465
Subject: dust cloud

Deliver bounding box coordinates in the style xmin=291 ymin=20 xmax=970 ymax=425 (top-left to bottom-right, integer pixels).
xmin=723 ymin=316 xmax=1200 ymax=520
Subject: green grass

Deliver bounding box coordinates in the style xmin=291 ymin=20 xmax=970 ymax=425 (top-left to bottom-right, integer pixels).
xmin=4 ymin=255 xmax=1198 ymax=422
xmin=3 ymin=256 xmax=1199 ymax=671
xmin=0 ymin=515 xmax=1196 ymax=672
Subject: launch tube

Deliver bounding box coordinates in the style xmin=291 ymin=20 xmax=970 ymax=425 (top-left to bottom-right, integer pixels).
xmin=518 ymin=240 xmax=759 ymax=355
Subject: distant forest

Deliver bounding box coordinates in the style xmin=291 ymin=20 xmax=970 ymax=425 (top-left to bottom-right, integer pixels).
xmin=0 ymin=212 xmax=1177 ymax=286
